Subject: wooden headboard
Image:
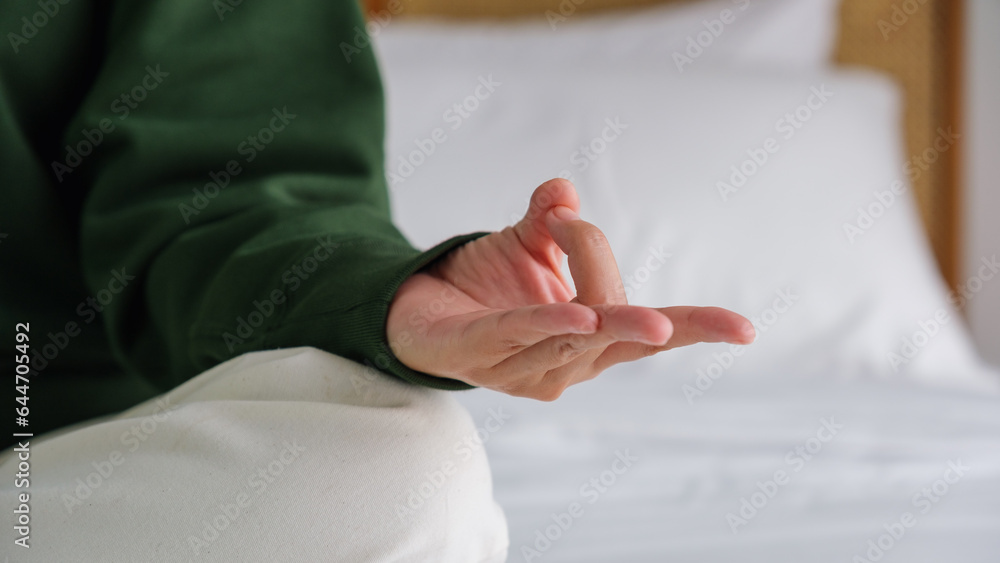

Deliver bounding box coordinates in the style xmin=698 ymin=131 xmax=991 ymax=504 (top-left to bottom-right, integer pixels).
xmin=366 ymin=0 xmax=965 ymax=291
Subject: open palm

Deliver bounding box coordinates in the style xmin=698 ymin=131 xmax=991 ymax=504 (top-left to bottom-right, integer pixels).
xmin=387 ymin=179 xmax=755 ymax=400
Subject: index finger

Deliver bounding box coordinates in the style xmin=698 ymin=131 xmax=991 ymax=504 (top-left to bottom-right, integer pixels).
xmin=544 ymin=205 xmax=628 ymax=306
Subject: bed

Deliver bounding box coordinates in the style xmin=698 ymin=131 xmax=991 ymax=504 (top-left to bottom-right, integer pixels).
xmin=368 ymin=0 xmax=1000 ymax=560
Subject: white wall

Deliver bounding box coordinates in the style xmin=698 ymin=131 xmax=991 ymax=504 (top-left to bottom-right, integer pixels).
xmin=963 ymin=0 xmax=1000 ymax=366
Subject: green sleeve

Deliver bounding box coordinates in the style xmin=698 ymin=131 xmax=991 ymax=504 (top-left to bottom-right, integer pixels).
xmin=67 ymin=1 xmax=479 ymax=390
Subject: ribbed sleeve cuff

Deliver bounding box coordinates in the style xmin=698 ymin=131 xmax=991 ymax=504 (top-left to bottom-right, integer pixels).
xmin=353 ymin=231 xmax=490 ymax=390
xmin=203 ymin=231 xmax=493 ymax=391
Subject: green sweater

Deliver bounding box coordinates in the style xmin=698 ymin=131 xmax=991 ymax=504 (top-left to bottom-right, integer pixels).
xmin=1 ymin=0 xmax=479 ymax=449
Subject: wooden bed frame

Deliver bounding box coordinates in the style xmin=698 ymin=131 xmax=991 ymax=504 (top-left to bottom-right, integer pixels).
xmin=365 ymin=0 xmax=965 ymax=292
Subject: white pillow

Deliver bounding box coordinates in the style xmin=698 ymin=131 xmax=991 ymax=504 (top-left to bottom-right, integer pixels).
xmin=379 ymin=59 xmax=999 ymax=392
xmin=374 ymin=0 xmax=841 ymax=73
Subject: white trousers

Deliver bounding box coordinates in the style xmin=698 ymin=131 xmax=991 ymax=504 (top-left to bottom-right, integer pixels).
xmin=1 ymin=347 xmax=509 ymax=562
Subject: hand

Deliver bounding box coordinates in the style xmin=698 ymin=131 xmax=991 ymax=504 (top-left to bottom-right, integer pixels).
xmin=386 ymin=179 xmax=755 ymax=400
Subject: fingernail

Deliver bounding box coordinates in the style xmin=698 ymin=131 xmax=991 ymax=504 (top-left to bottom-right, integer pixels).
xmin=551 ymin=206 xmax=578 ymax=222
xmin=740 ymin=322 xmax=757 ymax=343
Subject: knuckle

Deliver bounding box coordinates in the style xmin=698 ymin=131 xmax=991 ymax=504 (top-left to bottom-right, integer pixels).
xmin=497 ymin=337 xmax=526 ymax=354
xmin=579 ymin=227 xmax=610 ymax=250
xmin=494 ymin=311 xmax=527 ymax=353
xmin=554 ymin=339 xmax=582 ymax=362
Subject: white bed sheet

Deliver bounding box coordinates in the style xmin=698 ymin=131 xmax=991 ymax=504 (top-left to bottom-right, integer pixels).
xmin=455 ymin=361 xmax=1000 ymax=562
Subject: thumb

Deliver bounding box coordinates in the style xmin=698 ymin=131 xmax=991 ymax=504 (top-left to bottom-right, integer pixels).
xmin=513 ymin=179 xmax=580 ymax=270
